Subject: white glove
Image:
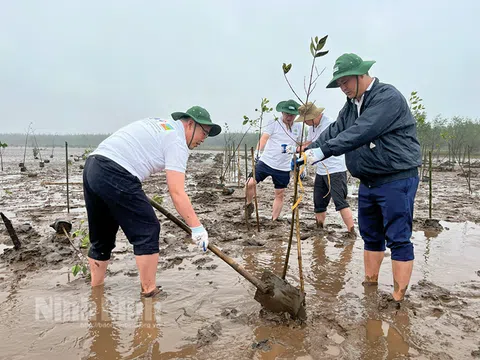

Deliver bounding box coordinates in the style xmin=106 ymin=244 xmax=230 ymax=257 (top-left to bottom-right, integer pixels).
xmin=305 ymin=148 xmax=325 ymax=165
xmin=191 ymin=225 xmax=208 ymax=252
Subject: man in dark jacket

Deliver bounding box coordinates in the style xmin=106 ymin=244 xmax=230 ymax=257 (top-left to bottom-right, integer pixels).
xmin=299 ymin=53 xmax=421 ymax=302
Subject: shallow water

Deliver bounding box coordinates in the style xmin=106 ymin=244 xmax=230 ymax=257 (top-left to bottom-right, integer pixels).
xmin=0 ymin=222 xmax=478 ymax=359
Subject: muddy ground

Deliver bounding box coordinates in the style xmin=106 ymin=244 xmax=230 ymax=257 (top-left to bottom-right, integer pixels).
xmin=0 ymin=147 xmax=480 ymax=360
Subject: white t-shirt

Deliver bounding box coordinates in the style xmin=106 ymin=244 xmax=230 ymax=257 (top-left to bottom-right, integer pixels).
xmin=91 ymin=118 xmax=189 ymax=181
xmin=307 ymin=114 xmax=347 ymax=175
xmin=260 ymin=117 xmax=303 ymax=171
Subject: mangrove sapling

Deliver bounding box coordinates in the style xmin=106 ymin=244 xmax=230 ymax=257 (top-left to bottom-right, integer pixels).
xmin=280 ymin=35 xmax=330 ymax=287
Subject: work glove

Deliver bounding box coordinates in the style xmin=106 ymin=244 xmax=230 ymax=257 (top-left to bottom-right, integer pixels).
xmin=296 ymin=148 xmax=325 ymax=167
xmin=281 ymin=144 xmax=296 ymax=154
xmin=253 ymin=151 xmax=262 ymax=165
xmin=290 ymin=159 xmax=307 ymax=180
xmin=300 ymin=166 xmax=307 ymax=180
xmin=190 ymin=225 xmax=208 ymax=252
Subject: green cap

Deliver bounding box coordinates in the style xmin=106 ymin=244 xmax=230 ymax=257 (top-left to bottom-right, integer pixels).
xmin=275 ymin=99 xmax=301 ymax=115
xmin=326 ymin=53 xmax=376 ymax=88
xmin=171 ymin=106 xmax=222 ymax=137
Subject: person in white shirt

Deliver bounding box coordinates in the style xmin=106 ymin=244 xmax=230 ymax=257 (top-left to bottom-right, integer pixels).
xmin=83 ymin=106 xmax=221 ymax=297
xmin=296 ymin=102 xmax=356 ymax=238
xmin=244 ymin=99 xmax=303 ymax=221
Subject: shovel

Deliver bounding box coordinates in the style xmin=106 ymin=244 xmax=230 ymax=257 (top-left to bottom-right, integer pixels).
xmin=148 ymin=197 xmax=306 ymax=320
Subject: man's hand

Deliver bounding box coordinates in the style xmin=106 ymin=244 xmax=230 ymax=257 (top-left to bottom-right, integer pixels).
xmin=190 ymin=225 xmax=208 ymax=252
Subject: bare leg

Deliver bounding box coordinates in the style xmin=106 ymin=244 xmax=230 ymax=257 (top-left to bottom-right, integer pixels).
xmin=88 ymin=257 xmax=109 ymax=287
xmin=339 ymin=207 xmax=355 ymax=232
xmin=363 ymin=250 xmax=384 ymax=284
xmin=136 ymin=253 xmax=159 ymax=294
xmin=245 ymin=177 xmax=257 ymax=205
xmin=392 ymin=260 xmax=413 ymax=301
xmin=315 ymin=211 xmax=326 ymax=228
xmin=272 ymin=188 xmax=285 ymax=221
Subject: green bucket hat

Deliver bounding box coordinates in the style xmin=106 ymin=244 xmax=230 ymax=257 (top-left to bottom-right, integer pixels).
xmin=326 ymin=53 xmax=376 ymax=88
xmin=276 ymin=99 xmax=301 ymax=115
xmin=171 ymin=106 xmax=222 ymax=137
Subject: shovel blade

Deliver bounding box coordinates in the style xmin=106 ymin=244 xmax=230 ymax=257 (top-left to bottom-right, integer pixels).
xmin=254 ymin=270 xmax=306 ymax=320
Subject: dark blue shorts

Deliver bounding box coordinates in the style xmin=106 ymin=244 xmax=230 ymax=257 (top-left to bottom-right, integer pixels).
xmin=358 ymin=176 xmax=419 ymax=261
xmin=255 ymin=160 xmax=290 ymax=189
xmin=83 ymin=155 xmax=160 ymax=260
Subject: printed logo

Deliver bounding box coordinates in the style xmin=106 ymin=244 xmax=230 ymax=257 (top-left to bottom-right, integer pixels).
xmin=160 ymin=122 xmax=174 ymax=131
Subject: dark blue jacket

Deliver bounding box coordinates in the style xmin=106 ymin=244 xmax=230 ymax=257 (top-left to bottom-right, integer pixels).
xmin=307 ymin=78 xmax=421 ymax=187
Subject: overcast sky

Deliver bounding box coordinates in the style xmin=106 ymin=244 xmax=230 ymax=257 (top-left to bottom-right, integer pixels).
xmin=1 ymin=0 xmax=478 ymax=134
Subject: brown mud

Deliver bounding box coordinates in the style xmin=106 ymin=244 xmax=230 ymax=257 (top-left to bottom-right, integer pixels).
xmin=0 ymin=147 xmax=480 ymax=359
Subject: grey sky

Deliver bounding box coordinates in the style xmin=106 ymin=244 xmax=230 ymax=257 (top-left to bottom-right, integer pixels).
xmin=1 ymin=0 xmax=478 ymax=134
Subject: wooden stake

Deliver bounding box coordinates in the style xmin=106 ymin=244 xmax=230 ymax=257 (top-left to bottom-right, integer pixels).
xmin=295 ymin=207 xmax=304 ymax=295
xmin=65 ymin=141 xmax=70 ymax=213
xmin=429 ymin=150 xmax=432 ymax=219
xmin=237 ymin=143 xmax=241 ymax=187
xmin=244 ymin=144 xmax=250 ymax=230
xmin=283 ymin=154 xmax=300 ymax=280
xmin=250 ymin=147 xmax=260 ymax=232
xmin=0 ymin=212 xmax=21 ymax=250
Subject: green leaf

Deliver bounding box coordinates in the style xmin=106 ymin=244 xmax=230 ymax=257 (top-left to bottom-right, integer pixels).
xmin=72 ymin=265 xmax=80 ymax=277
xmin=242 ymin=119 xmax=248 ymax=125
xmin=82 ymin=265 xmax=88 ymax=275
xmin=80 ymin=235 xmax=90 ymax=248
xmin=282 ymin=63 xmax=292 ymax=74
xmin=315 ymin=50 xmax=329 ymax=58
xmin=310 ymin=40 xmax=315 ymax=57
xmin=152 ymin=194 xmax=163 ymax=204
xmin=316 ymin=35 xmax=328 ymax=51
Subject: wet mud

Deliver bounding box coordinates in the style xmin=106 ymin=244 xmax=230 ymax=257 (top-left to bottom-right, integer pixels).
xmin=0 ymin=147 xmax=480 ymax=359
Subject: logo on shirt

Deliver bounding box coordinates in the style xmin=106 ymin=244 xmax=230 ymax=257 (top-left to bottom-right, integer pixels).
xmin=160 ymin=122 xmax=174 ymax=131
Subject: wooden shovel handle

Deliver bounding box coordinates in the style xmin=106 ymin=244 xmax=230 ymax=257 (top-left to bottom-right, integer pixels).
xmin=148 ymin=197 xmax=268 ymax=293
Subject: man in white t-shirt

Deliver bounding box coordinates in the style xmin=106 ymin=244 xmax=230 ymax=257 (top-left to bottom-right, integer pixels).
xmin=244 ymin=99 xmax=303 ymax=221
xmin=295 ymin=102 xmax=356 ymax=238
xmin=83 ymin=106 xmax=221 ymax=297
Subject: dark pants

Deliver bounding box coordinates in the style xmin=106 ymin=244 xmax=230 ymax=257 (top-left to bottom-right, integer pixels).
xmin=358 ymin=176 xmax=419 ymax=261
xmin=83 ymin=155 xmax=160 ymax=261
xmin=314 ymin=171 xmax=349 ymax=213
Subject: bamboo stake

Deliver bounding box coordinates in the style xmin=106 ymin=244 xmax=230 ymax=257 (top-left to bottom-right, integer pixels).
xmin=65 ymin=141 xmax=70 ymax=213
xmin=250 ymin=147 xmax=260 ymax=232
xmin=295 ymin=207 xmax=304 ymax=295
xmin=429 ymin=150 xmax=432 ymax=219
xmin=237 ymin=143 xmax=241 ymax=187
xmin=244 ymin=144 xmax=250 ymax=230
xmin=282 ymin=155 xmax=299 ymax=279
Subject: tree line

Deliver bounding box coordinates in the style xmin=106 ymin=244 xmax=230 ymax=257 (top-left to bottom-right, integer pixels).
xmin=0 ymin=115 xmax=479 ymax=157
